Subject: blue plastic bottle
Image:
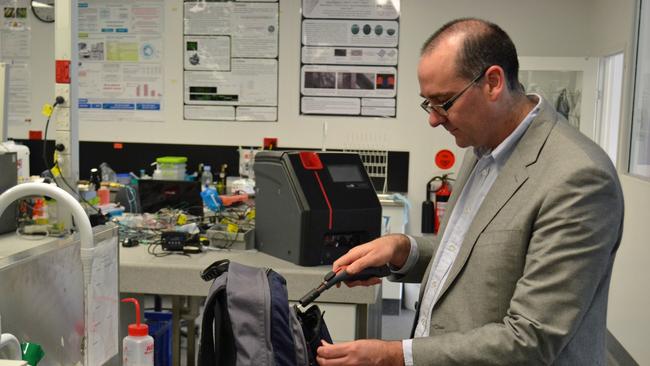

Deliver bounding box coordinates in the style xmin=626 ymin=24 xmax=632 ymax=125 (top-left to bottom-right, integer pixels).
xmin=144 ymin=310 xmax=172 ymax=366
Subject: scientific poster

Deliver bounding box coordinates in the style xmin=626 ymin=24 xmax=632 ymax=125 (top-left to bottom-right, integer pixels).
xmin=300 ymin=0 xmax=400 ymax=117
xmin=183 ymin=0 xmax=279 ymax=122
xmin=77 ymin=0 xmax=165 ymax=122
xmin=0 ymin=0 xmax=31 ymax=124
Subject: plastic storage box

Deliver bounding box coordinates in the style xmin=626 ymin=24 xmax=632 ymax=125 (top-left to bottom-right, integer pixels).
xmin=206 ymin=227 xmax=255 ymax=250
xmin=153 ymin=156 xmax=187 ymax=181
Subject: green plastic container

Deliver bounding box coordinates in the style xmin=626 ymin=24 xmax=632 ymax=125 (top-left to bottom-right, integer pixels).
xmin=21 ymin=342 xmax=44 ymax=365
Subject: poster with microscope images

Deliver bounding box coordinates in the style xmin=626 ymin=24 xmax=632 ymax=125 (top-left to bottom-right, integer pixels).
xmin=300 ymin=0 xmax=399 ymax=117
xmin=77 ymin=0 xmax=165 ymax=122
xmin=183 ymin=0 xmax=279 ymax=122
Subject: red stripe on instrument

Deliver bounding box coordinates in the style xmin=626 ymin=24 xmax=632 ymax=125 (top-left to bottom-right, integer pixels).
xmin=313 ymin=171 xmax=333 ymax=230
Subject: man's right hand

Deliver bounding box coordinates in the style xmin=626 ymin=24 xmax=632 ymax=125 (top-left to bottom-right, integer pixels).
xmin=332 ymin=234 xmax=411 ymax=287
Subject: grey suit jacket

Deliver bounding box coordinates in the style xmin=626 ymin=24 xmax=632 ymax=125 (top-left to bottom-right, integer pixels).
xmin=394 ymin=98 xmax=624 ymax=365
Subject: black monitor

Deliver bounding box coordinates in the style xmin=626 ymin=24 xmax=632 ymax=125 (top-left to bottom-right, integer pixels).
xmin=137 ymin=179 xmax=203 ymax=216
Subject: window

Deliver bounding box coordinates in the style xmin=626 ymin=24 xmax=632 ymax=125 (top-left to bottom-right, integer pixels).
xmin=630 ymin=0 xmax=650 ymax=178
xmin=595 ymin=52 xmax=624 ymax=166
xmin=518 ymin=56 xmax=599 ymax=141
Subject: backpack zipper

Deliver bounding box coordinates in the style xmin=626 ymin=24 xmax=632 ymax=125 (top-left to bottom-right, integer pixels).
xmin=262 ymin=267 xmax=274 ymax=364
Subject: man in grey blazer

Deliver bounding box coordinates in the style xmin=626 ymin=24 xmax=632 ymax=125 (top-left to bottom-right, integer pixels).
xmin=316 ymin=18 xmax=624 ymax=365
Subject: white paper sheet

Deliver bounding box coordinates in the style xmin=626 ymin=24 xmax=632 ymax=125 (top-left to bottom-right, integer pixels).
xmin=184 ymin=59 xmax=278 ymax=106
xmin=302 ymin=19 xmax=399 ymax=47
xmin=302 ymin=46 xmax=398 ymax=65
xmin=87 ymin=235 xmax=119 ymax=366
xmin=301 ymin=96 xmax=361 ymax=115
xmin=302 ymin=0 xmax=399 ymax=20
xmin=184 ymin=35 xmax=231 ymax=71
xmin=184 ymin=2 xmax=278 ymax=58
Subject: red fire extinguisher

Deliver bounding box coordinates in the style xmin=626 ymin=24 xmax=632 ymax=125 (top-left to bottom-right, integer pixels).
xmin=433 ymin=174 xmax=453 ymax=234
xmin=421 ymin=173 xmax=454 ymax=234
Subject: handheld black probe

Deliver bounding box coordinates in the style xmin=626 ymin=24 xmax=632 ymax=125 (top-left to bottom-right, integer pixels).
xmin=299 ymin=265 xmax=391 ymax=307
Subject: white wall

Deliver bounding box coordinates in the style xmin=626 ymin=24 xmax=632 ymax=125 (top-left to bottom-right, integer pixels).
xmin=589 ymin=0 xmax=650 ymax=363
xmin=9 ymin=0 xmax=650 ymax=361
xmin=610 ymin=175 xmax=650 ymax=362
xmin=10 ymin=0 xmax=601 ymax=236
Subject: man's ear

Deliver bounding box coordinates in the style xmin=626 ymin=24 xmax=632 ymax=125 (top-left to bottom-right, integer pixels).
xmin=484 ymin=66 xmax=506 ymax=101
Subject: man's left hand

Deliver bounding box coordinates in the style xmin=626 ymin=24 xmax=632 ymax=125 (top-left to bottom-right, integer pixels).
xmin=316 ymin=339 xmax=404 ymax=366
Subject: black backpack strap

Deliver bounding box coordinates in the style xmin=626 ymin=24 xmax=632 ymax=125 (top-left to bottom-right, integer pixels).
xmin=200 ymin=259 xmax=230 ymax=281
xmin=198 ymin=285 xmax=218 ymax=365
xmin=267 ymin=270 xmax=298 ymax=366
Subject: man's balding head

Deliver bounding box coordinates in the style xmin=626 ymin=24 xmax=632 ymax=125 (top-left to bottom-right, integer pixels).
xmin=421 ymin=18 xmax=521 ymax=92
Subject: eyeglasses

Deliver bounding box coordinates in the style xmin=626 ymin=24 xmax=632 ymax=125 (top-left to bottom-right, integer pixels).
xmin=420 ymin=68 xmax=488 ymax=117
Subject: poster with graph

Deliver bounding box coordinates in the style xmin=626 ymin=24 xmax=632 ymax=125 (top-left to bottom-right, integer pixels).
xmin=77 ymin=0 xmax=165 ymax=122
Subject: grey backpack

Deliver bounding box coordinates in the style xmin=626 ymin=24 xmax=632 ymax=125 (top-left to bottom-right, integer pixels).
xmin=198 ymin=259 xmax=332 ymax=366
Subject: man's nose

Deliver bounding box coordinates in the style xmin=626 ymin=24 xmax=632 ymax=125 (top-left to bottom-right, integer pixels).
xmin=428 ymin=111 xmax=446 ymax=127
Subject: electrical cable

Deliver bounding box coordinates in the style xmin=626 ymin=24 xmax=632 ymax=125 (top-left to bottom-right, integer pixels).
xmin=146 ymin=242 xmax=190 ymax=258
xmin=41 ymin=115 xmax=53 ymax=172
xmin=53 ymin=161 xmax=101 ymax=214
xmin=41 ymin=96 xmax=65 ymax=173
xmin=38 ymin=96 xmax=100 ymax=215
xmin=124 ymin=184 xmax=138 ymax=212
xmin=117 ymin=221 xmax=160 ymax=246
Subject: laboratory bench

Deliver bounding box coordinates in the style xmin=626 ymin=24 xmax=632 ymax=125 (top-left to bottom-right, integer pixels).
xmin=119 ymin=244 xmax=382 ymax=366
xmin=1 ymin=225 xmax=384 ymax=366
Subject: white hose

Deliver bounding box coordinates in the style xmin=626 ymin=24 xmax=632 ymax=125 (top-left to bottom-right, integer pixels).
xmin=0 ymin=333 xmax=21 ymax=360
xmin=0 ymin=183 xmax=93 ymax=251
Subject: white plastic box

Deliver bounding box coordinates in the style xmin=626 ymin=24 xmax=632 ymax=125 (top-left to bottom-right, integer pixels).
xmin=154 ymin=165 xmax=186 ymax=181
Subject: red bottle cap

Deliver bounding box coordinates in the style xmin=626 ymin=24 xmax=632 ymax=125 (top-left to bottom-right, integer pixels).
xmin=122 ymin=298 xmax=149 ymax=337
